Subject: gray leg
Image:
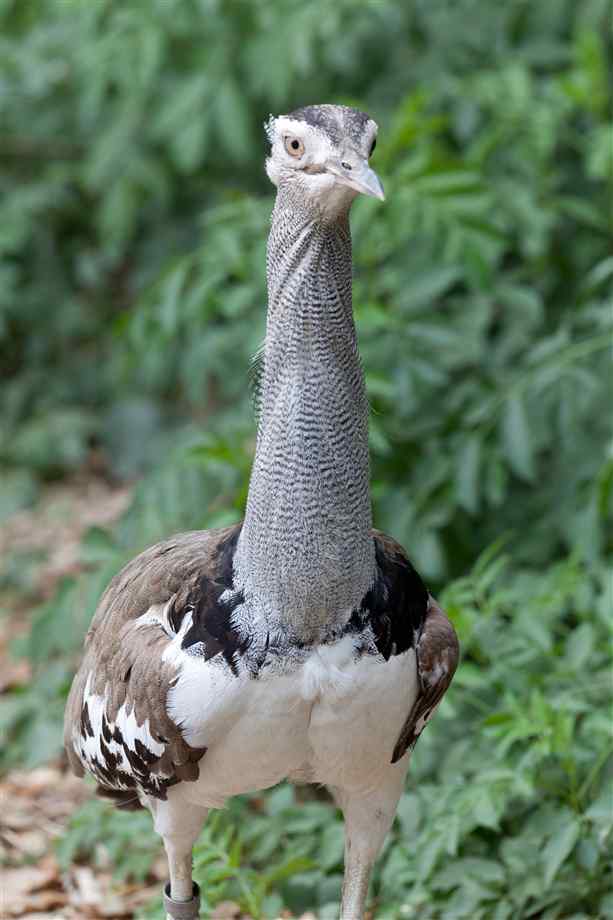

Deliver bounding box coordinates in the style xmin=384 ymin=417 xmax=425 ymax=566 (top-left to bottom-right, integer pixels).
xmin=148 ymin=795 xmax=207 ymax=920
xmin=333 ymin=766 xmax=408 ymax=920
xmin=163 ymin=830 xmax=202 ymax=918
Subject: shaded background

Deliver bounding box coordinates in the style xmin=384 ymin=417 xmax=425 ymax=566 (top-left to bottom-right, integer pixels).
xmin=1 ymin=1 xmax=611 ymax=918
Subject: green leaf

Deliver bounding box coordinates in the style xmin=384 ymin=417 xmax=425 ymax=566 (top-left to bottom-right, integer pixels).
xmin=599 ymin=893 xmax=613 ymax=919
xmin=319 ymin=823 xmax=345 ymax=872
xmin=501 ymin=395 xmax=535 ymax=481
xmin=398 ymin=267 xmax=463 ymax=311
xmin=565 ymin=622 xmax=594 ymax=670
xmin=543 ymin=817 xmax=580 ymax=888
xmin=456 ymin=434 xmax=481 ymax=513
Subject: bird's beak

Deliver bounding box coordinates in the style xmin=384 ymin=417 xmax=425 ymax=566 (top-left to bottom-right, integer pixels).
xmin=325 ymin=158 xmax=385 ymax=201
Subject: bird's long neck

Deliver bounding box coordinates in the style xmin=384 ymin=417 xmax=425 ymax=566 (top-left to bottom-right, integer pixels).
xmin=236 ymin=187 xmax=375 ymax=644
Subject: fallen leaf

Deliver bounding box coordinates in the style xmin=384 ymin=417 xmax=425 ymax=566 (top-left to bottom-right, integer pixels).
xmin=1 ymin=863 xmax=62 ymax=916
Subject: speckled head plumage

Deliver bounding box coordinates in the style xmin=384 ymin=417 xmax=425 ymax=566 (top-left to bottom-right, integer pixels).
xmin=265 ymin=103 xmax=383 ymax=218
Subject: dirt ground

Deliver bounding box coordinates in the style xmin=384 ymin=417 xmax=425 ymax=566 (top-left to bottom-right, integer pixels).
xmin=0 ymin=763 xmax=167 ymax=919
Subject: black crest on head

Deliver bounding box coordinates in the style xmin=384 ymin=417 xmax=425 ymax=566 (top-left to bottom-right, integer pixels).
xmin=288 ymin=104 xmax=372 ymax=146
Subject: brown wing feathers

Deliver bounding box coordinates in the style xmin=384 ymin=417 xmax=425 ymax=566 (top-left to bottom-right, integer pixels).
xmin=391 ymin=597 xmax=459 ymax=763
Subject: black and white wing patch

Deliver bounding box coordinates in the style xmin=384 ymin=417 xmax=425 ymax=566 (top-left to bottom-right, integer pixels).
xmin=76 ymin=670 xmax=207 ymax=807
xmin=64 ymin=525 xmax=243 ymax=807
xmin=391 ymin=596 xmax=459 ymax=763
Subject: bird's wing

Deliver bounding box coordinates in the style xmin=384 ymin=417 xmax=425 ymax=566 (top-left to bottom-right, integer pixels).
xmin=391 ymin=596 xmax=459 ymax=763
xmin=365 ymin=531 xmax=459 ymax=763
xmin=64 ymin=523 xmax=242 ymax=807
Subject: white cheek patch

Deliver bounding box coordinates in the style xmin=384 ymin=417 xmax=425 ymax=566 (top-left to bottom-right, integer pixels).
xmin=265 ymin=156 xmax=280 ymax=188
xmin=265 ymin=116 xmax=336 ymax=188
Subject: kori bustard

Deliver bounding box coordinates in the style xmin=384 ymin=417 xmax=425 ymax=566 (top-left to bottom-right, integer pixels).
xmin=65 ymin=104 xmax=459 ymax=920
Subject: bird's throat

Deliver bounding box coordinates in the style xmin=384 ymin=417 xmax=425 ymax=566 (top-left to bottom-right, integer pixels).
xmin=236 ymin=191 xmax=375 ymax=643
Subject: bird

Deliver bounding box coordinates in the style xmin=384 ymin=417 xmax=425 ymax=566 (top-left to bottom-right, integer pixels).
xmin=64 ymin=103 xmax=459 ymax=920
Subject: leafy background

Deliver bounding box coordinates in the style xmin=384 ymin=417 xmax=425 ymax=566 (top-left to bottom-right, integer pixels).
xmin=1 ymin=0 xmax=611 ymax=918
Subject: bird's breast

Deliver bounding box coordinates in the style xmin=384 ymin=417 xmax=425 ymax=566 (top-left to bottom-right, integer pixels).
xmin=172 ymin=628 xmax=418 ymax=808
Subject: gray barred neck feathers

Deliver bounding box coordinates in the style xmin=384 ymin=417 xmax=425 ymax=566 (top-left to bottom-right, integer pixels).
xmin=236 ymin=185 xmax=375 ymax=644
xmin=268 ymin=167 xmax=360 ymax=226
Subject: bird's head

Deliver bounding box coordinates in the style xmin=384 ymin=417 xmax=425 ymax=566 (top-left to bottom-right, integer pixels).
xmin=265 ymin=104 xmax=384 ymax=219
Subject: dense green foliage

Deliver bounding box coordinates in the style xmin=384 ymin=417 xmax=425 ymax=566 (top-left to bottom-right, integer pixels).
xmin=1 ymin=0 xmax=611 ymax=917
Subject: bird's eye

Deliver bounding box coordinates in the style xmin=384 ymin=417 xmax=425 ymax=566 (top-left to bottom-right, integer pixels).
xmin=369 ymin=137 xmax=377 ymax=157
xmin=284 ymin=136 xmax=305 ymax=158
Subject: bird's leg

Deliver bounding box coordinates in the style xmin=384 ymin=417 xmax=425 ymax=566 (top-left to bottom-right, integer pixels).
xmin=163 ymin=828 xmax=199 ymax=902
xmin=333 ymin=767 xmax=408 ymax=920
xmin=340 ymin=844 xmax=372 ymax=920
xmin=149 ymin=796 xmax=207 ymax=920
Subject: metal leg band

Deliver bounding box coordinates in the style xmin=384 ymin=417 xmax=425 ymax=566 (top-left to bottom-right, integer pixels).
xmin=162 ymin=882 xmax=201 ymax=919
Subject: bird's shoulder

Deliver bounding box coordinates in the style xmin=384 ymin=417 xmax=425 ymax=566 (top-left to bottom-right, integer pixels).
xmin=348 ymin=528 xmax=430 ymax=660
xmin=85 ymin=523 xmax=241 ymax=642
xmin=361 ymin=531 xmax=459 ymax=762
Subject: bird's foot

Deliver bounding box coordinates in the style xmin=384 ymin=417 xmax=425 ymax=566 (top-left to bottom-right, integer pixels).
xmin=163 ymin=881 xmax=201 ymax=919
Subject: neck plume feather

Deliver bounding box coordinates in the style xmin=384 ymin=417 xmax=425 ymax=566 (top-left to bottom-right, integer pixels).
xmin=236 ymin=187 xmax=375 ymax=642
